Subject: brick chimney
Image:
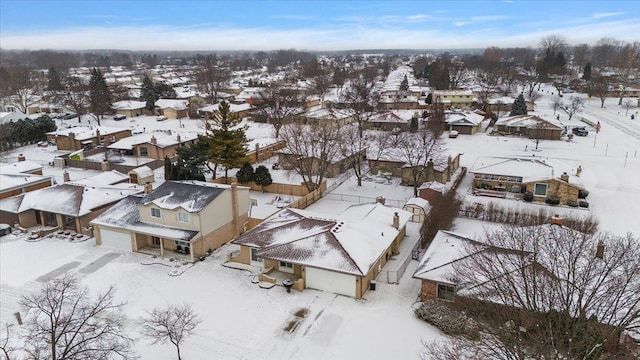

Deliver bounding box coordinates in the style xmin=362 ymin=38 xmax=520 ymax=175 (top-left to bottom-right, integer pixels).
xmin=255 ymin=143 xmax=260 ymax=162
xmin=576 ymin=165 xmax=582 ymax=177
xmin=18 ymin=154 xmax=25 ymax=162
xmin=144 ymin=182 xmax=153 ymax=194
xmin=376 ymin=196 xmax=385 ymax=205
xmin=176 ymin=133 xmax=181 ymax=143
xmin=560 ymin=172 xmax=569 ymax=182
xmin=150 ymin=135 xmax=157 ymax=145
xmin=63 ymin=170 xmax=70 ymax=182
xmin=550 ymin=214 xmax=563 ymax=226
xmin=95 ymin=129 xmax=101 ymax=143
xmin=393 ymin=212 xmax=399 ymax=229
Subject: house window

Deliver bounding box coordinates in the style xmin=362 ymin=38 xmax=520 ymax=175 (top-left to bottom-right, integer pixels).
xmin=437 ymin=284 xmax=455 ymax=301
xmin=279 ymin=261 xmax=293 ymax=269
xmin=534 ymin=183 xmax=548 ymax=197
xmin=251 ymin=248 xmax=263 ymax=263
xmin=178 ymin=212 xmax=190 ymax=223
xmin=152 ymin=236 xmax=161 ymax=246
xmin=140 ymin=147 xmax=148 ymax=157
xmin=150 ymin=208 xmax=161 ymax=218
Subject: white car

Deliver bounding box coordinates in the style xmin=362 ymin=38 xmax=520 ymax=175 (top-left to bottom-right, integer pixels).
xmin=156 ymin=115 xmax=168 ymax=121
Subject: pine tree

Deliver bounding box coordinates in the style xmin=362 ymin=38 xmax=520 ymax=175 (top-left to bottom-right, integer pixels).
xmin=140 ymin=74 xmax=157 ymax=110
xmin=164 ymin=156 xmax=172 ymax=180
xmin=583 ymin=62 xmax=592 ymax=81
xmin=510 ymin=93 xmax=528 ymax=116
xmin=206 ymin=101 xmax=249 ymax=182
xmin=236 ymin=162 xmax=254 ymax=184
xmin=400 ymin=74 xmax=409 ymax=92
xmin=253 ymin=165 xmax=273 ymax=192
xmin=47 ymin=66 xmax=64 ymax=92
xmin=175 ymin=143 xmax=208 ymax=181
xmin=88 ymin=68 xmax=111 ymax=124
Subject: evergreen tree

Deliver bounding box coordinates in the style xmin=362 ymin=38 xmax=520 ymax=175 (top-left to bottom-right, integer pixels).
xmin=175 ymin=143 xmax=208 ymax=181
xmin=164 ymin=156 xmax=172 ymax=180
xmin=583 ymin=62 xmax=592 ymax=81
xmin=140 ymin=74 xmax=157 ymax=110
xmin=253 ymin=165 xmax=273 ymax=192
xmin=400 ymin=74 xmax=409 ymax=92
xmin=155 ymin=82 xmax=177 ymax=99
xmin=410 ymin=117 xmax=418 ymax=132
xmin=236 ymin=162 xmax=254 ymax=184
xmin=88 ymin=68 xmax=111 ymax=124
xmin=206 ymin=101 xmax=249 ymax=182
xmin=47 ymin=66 xmax=64 ymax=92
xmin=510 ymin=93 xmax=528 ymax=116
xmin=554 ymin=52 xmax=566 ymax=70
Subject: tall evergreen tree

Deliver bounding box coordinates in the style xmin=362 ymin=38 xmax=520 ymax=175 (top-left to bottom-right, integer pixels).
xmin=206 ymin=101 xmax=249 ymax=182
xmin=583 ymin=62 xmax=592 ymax=81
xmin=164 ymin=156 xmax=172 ymax=180
xmin=253 ymin=165 xmax=273 ymax=192
xmin=175 ymin=144 xmax=207 ymax=181
xmin=88 ymin=68 xmax=111 ymax=124
xmin=46 ymin=66 xmax=64 ymax=92
xmin=510 ymin=93 xmax=528 ymax=116
xmin=400 ymin=74 xmax=409 ymax=92
xmin=140 ymin=74 xmax=157 ymax=110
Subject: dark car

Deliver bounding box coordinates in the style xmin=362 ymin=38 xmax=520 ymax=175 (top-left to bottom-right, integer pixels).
xmin=572 ymin=127 xmax=588 ymax=136
xmin=63 ymin=113 xmax=77 ymax=120
xmin=114 ymin=114 xmax=127 ymax=121
xmin=0 ymin=224 xmax=12 ymax=237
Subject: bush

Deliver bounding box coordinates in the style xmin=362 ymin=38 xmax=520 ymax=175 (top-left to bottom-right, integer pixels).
xmin=578 ymin=189 xmax=589 ymax=199
xmin=523 ymin=192 xmax=534 ymax=202
xmin=579 ymin=200 xmax=589 ymax=208
xmin=414 ymin=300 xmax=479 ymax=338
xmin=545 ymin=197 xmax=560 ymax=205
xmin=236 ymin=162 xmax=254 ymax=184
xmin=567 ymin=200 xmax=579 ymax=207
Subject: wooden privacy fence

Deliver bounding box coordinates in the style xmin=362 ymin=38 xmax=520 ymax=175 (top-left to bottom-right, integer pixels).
xmin=213 ymin=177 xmax=325 ymax=197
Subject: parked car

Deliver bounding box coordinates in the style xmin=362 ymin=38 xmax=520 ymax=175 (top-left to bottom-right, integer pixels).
xmin=449 ymin=130 xmax=459 ymax=138
xmin=63 ymin=113 xmax=77 ymax=120
xmin=156 ymin=115 xmax=168 ymax=121
xmin=0 ymin=224 xmax=12 ymax=237
xmin=114 ymin=114 xmax=127 ymax=121
xmin=572 ymin=127 xmax=588 ymax=136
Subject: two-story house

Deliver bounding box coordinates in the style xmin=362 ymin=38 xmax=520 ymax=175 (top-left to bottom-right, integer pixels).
xmin=91 ymin=181 xmax=251 ymax=262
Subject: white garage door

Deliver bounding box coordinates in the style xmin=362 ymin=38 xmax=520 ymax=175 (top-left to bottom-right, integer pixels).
xmin=306 ymin=267 xmax=356 ymax=298
xmin=99 ymin=228 xmax=131 ymax=251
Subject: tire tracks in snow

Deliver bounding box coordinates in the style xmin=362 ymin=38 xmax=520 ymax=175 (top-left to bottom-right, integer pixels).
xmin=582 ymin=108 xmax=640 ymax=142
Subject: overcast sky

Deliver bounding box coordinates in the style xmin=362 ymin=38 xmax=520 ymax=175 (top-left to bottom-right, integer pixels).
xmin=1 ymin=0 xmax=639 ymax=51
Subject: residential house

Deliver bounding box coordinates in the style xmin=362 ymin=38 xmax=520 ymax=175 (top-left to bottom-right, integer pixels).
xmin=230 ymin=203 xmax=413 ymax=299
xmin=413 ymin=230 xmax=534 ymax=302
xmin=0 ymin=173 xmax=53 ymax=200
xmin=154 ymin=99 xmax=189 ymax=119
xmin=445 ymin=111 xmax=485 ymax=135
xmin=0 ymin=111 xmax=26 ymax=125
xmin=469 ymin=156 xmax=585 ymax=205
xmin=47 ymin=126 xmax=132 ymax=151
xmin=198 ymin=102 xmax=252 ymax=120
xmin=495 ymin=115 xmax=563 ymax=140
xmin=0 ymin=182 xmax=141 ymax=233
xmin=366 ymin=111 xmax=412 ymax=132
xmin=111 ymin=100 xmax=148 ymax=118
xmin=128 ymin=166 xmax=154 ymax=185
xmin=304 ymin=107 xmax=354 ymax=127
xmin=277 ymin=146 xmax=366 ymax=179
xmin=401 ymin=154 xmax=462 ymax=187
xmin=91 ymin=181 xmax=250 ymax=262
xmin=432 ymin=90 xmax=474 ymax=109
xmin=108 ymin=130 xmax=198 ymax=160
xmin=487 ymin=96 xmax=534 ymax=115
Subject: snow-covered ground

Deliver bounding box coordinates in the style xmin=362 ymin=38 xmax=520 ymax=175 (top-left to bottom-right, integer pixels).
xmin=1 ymin=83 xmax=639 ymax=358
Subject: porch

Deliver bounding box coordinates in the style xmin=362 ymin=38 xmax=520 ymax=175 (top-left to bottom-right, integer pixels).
xmin=138 ymin=245 xmax=193 ymax=263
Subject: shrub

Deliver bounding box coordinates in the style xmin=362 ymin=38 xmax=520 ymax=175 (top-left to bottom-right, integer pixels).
xmin=545 ymin=197 xmax=560 ymax=205
xmin=579 ymin=200 xmax=589 ymax=208
xmin=578 ymin=189 xmax=589 ymax=199
xmin=236 ymin=162 xmax=254 ymax=184
xmin=567 ymin=200 xmax=579 ymax=207
xmin=523 ymin=192 xmax=534 ymax=202
xmin=414 ymin=300 xmax=479 ymax=338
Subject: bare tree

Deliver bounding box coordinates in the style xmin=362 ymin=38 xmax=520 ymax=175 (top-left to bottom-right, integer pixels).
xmin=194 ymin=54 xmax=231 ymax=103
xmin=340 ymin=74 xmax=380 ymax=138
xmin=256 ymin=85 xmax=306 ymax=138
xmin=59 ymin=76 xmax=89 ymax=121
xmin=550 ymin=96 xmax=563 ymax=115
xmin=3 ymin=66 xmax=39 ymax=114
xmin=591 ymin=75 xmax=611 ymax=108
xmin=560 ymin=96 xmax=586 ymax=120
xmin=277 ymin=121 xmax=342 ymax=192
xmin=140 ymin=303 xmax=201 ymax=360
xmin=622 ymin=98 xmax=635 ymax=116
xmin=396 ymin=128 xmax=445 ymax=197
xmin=612 ymin=41 xmax=640 ymax=106
xmin=339 ymin=124 xmax=367 ymax=186
xmin=20 ymin=274 xmax=134 ymax=360
xmin=435 ymin=226 xmax=640 ymax=360
xmin=0 ymin=322 xmax=19 ymax=360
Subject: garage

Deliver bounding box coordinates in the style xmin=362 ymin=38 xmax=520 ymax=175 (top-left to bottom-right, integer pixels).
xmin=98 ymin=228 xmax=132 ymax=251
xmin=305 ymin=266 xmax=356 ymax=298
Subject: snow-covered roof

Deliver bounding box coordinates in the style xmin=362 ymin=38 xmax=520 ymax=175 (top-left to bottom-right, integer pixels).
xmin=413 ymin=231 xmax=482 ymax=285
xmin=470 ymin=156 xmax=583 ymax=184
xmin=495 ymin=115 xmax=562 ymax=129
xmin=141 ymin=180 xmax=228 ymax=213
xmin=71 ymin=170 xmax=129 ymax=186
xmin=368 ymin=112 xmax=408 ymax=124
xmin=111 ymin=100 xmax=147 ymax=110
xmin=233 ymin=203 xmax=412 ymax=276
xmin=487 ymin=96 xmax=516 ymax=105
xmin=199 ymin=102 xmax=251 ymax=114
xmin=108 ymin=130 xmax=198 ymax=150
xmin=445 ymin=111 xmax=484 ymax=126
xmin=47 ymin=126 xmax=130 ymax=141
xmin=0 ymin=183 xmax=142 ymax=217
xmin=404 ymin=197 xmax=430 ymax=211
xmin=90 ymin=195 xmax=198 ymax=241
xmin=154 ymin=99 xmax=189 ymax=110
xmin=0 ymin=173 xmax=52 ymax=193
xmin=129 ymin=166 xmax=154 ymax=179
xmin=0 ymin=160 xmax=43 ymax=175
